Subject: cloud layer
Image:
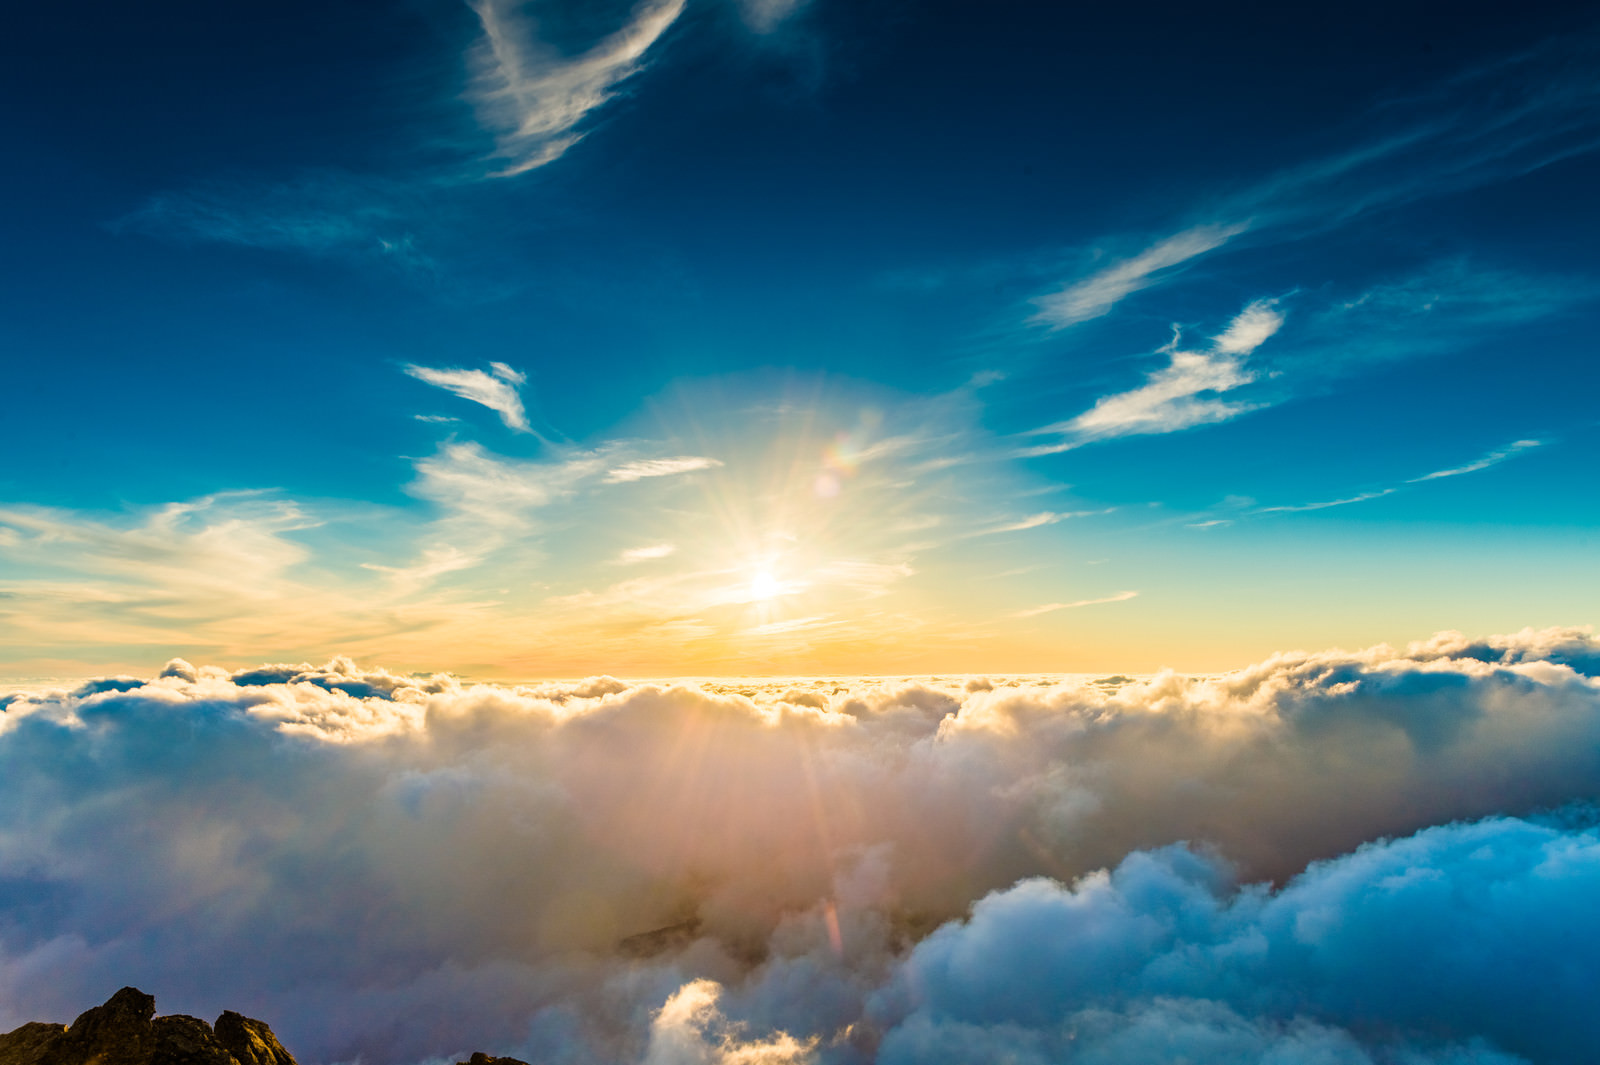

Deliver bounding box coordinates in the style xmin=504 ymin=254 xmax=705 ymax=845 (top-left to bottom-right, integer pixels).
xmin=2 ymin=628 xmax=1599 ymax=1063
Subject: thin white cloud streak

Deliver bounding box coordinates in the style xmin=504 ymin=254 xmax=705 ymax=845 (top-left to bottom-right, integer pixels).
xmin=405 ymin=362 xmax=531 ymax=432
xmin=618 ymin=543 xmax=677 ymax=563
xmin=468 ymin=0 xmax=688 ymax=177
xmin=1014 ymin=590 xmax=1137 ymax=617
xmin=3 ymin=628 xmax=1600 ymax=1063
xmin=967 ymin=511 xmax=1059 ymax=536
xmin=960 ymin=509 xmax=1112 ymax=538
xmin=1257 ymin=488 xmax=1397 ymax=514
xmin=1253 ymin=438 xmax=1546 ymax=515
xmin=1022 ymin=300 xmax=1284 ymax=454
xmin=1409 ymin=438 xmax=1542 ymax=482
xmin=1032 ymin=223 xmax=1249 ymax=329
xmin=1027 ymin=35 xmax=1600 ymax=327
xmin=603 ymin=456 xmax=725 ymax=483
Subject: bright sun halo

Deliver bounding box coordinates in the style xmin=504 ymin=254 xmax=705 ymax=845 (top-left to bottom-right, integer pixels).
xmin=749 ymin=571 xmax=782 ymax=601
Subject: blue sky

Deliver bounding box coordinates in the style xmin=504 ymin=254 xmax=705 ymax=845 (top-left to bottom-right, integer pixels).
xmin=1 ymin=0 xmax=1597 ymax=677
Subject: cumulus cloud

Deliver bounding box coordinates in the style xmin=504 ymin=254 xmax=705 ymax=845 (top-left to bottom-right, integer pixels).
xmin=1023 ymin=300 xmax=1284 ymax=454
xmin=874 ymin=816 xmax=1591 ymax=1064
xmin=405 ymin=362 xmax=532 ymax=432
xmin=2 ymin=629 xmax=1600 ymax=1063
xmin=468 ymin=0 xmax=688 ymax=177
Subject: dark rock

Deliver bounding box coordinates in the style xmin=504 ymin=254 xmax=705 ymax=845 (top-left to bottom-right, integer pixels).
xmin=617 ymin=918 xmax=701 ymax=959
xmin=213 ymin=1013 xmax=294 ymax=1065
xmin=456 ymin=1053 xmax=531 ymax=1065
xmin=0 ymin=1023 xmax=67 ymax=1065
xmin=151 ymin=1016 xmax=231 ymax=1065
xmin=37 ymin=987 xmax=159 ymax=1065
xmin=0 ymin=989 xmax=298 ymax=1065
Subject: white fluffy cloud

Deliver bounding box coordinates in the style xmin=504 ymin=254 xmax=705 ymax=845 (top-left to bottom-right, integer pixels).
xmin=2 ymin=629 xmax=1599 ymax=1063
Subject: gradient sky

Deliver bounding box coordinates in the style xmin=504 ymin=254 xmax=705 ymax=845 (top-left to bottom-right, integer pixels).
xmin=1 ymin=0 xmax=1597 ymax=679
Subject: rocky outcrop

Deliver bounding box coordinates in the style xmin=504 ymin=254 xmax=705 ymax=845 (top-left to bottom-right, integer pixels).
xmin=454 ymin=1054 xmax=531 ymax=1065
xmin=0 ymin=1023 xmax=66 ymax=1065
xmin=0 ymin=989 xmax=297 ymax=1065
xmin=1 ymin=990 xmax=530 ymax=1065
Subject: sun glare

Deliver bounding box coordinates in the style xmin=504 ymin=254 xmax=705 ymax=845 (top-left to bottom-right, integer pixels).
xmin=749 ymin=570 xmax=782 ymax=601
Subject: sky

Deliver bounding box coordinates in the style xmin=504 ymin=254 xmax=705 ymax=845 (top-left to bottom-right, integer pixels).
xmin=1 ymin=0 xmax=1598 ymax=680
xmin=6 ymin=6 xmax=1600 ymax=1061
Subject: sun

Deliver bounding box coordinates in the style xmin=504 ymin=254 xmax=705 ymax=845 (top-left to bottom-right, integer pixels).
xmin=748 ymin=570 xmax=783 ymax=601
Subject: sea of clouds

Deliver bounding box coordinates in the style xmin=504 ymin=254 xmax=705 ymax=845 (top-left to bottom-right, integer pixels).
xmin=3 ymin=628 xmax=1600 ymax=1064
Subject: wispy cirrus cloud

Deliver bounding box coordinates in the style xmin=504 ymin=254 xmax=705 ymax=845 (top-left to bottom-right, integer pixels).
xmin=1031 ymin=223 xmax=1249 ymax=329
xmin=115 ymin=172 xmax=438 ymax=272
xmin=1014 ymin=590 xmax=1138 ymax=617
xmin=404 ymin=362 xmax=531 ymax=432
xmin=961 ymin=508 xmax=1111 ymax=538
xmin=1022 ymin=300 xmax=1284 ymax=455
xmin=119 ymin=0 xmax=694 ymax=279
xmin=1257 ymin=488 xmax=1398 ymax=515
xmin=1026 ymin=33 xmax=1600 ymax=328
xmin=603 ymin=455 xmax=724 ymax=483
xmin=617 ymin=543 xmax=677 ymax=563
xmin=1252 ymin=437 xmax=1547 ymax=515
xmin=1409 ymin=438 xmax=1542 ymax=482
xmin=468 ymin=0 xmax=688 ymax=177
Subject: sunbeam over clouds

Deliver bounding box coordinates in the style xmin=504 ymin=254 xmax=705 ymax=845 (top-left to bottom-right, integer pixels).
xmin=3 ymin=2 xmax=1600 ymax=1063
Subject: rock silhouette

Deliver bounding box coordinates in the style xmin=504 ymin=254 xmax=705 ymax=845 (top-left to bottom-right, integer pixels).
xmin=0 ymin=990 xmax=529 ymax=1065
xmin=0 ymin=988 xmax=297 ymax=1065
xmin=455 ymin=1054 xmax=530 ymax=1065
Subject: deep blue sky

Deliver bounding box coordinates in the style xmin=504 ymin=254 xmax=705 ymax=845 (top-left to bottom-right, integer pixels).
xmin=1 ymin=0 xmax=1596 ymax=677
